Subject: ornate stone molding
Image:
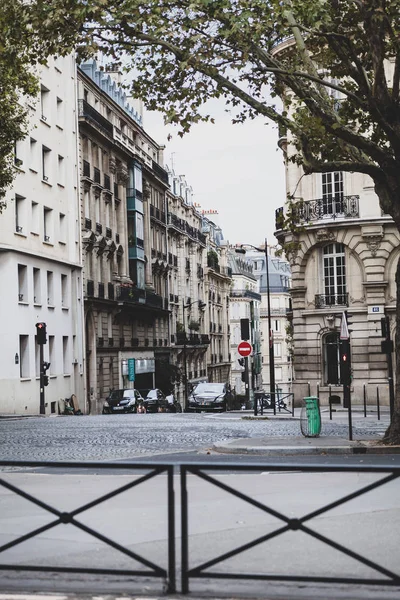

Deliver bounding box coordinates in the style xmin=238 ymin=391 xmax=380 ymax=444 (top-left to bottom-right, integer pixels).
xmin=315 ymin=228 xmax=335 ymax=242
xmin=361 ymin=226 xmax=383 ymax=257
xmin=109 ymin=155 xmax=117 ymax=174
xmin=365 ymin=235 xmax=382 ymax=257
xmin=116 ymin=165 xmax=129 ymax=185
xmin=95 ymin=235 xmax=107 ymax=256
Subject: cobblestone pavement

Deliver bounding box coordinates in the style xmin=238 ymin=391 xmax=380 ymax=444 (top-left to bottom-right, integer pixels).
xmin=0 ymin=412 xmax=389 ymax=462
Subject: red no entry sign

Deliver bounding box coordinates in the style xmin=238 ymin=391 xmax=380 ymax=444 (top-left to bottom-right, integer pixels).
xmin=238 ymin=341 xmax=252 ymax=357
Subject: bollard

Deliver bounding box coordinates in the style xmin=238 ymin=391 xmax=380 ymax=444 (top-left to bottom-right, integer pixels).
xmin=363 ymin=383 xmax=367 ymax=417
xmin=329 ymin=385 xmax=332 ymax=420
xmin=316 ymin=382 xmax=320 ymax=401
xmin=376 ymin=387 xmax=380 ymax=420
xmin=308 ymin=381 xmax=311 ymax=396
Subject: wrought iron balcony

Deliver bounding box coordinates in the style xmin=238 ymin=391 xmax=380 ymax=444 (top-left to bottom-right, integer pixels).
xmin=315 ymin=293 xmax=348 ymax=308
xmin=83 ymin=160 xmax=90 ymax=178
xmin=78 ymin=99 xmax=114 ymax=137
xmin=275 ymin=195 xmax=360 ymax=229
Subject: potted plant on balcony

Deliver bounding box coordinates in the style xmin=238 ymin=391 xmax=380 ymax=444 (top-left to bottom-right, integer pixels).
xmin=188 ymin=320 xmax=200 ymax=331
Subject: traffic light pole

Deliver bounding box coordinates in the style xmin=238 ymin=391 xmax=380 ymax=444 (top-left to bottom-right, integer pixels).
xmin=39 ymin=344 xmax=45 ymax=415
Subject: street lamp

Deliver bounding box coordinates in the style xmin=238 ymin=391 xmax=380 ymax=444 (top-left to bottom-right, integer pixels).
xmin=235 ymin=239 xmax=276 ymax=415
xmin=182 ymin=299 xmax=206 ymax=411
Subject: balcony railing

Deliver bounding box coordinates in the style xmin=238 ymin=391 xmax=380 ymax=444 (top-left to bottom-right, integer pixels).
xmin=84 ymin=217 xmax=92 ymax=230
xmin=152 ymin=160 xmax=169 ymax=184
xmin=315 ymin=293 xmax=349 ymax=308
xmin=87 ymin=280 xmax=94 ymax=297
xmin=275 ymin=195 xmax=360 ymax=229
xmin=78 ymin=99 xmax=114 ymax=137
xmin=83 ymin=160 xmax=90 ymax=178
xmin=94 ymin=167 xmax=101 ymax=184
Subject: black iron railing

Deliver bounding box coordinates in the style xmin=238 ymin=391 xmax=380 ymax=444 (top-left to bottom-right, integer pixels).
xmin=0 ymin=461 xmax=399 ymax=595
xmin=180 ymin=462 xmax=400 ymax=593
xmin=275 ymin=196 xmax=360 ymax=229
xmin=0 ymin=460 xmax=175 ymax=592
xmin=78 ymin=99 xmax=114 ymax=137
xmin=315 ymin=293 xmax=348 ymax=308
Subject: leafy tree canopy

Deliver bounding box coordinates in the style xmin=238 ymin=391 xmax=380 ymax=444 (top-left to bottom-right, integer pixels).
xmin=3 ymin=0 xmax=400 ymax=440
xmin=2 ymin=1 xmax=400 ymax=215
xmin=17 ymin=0 xmax=399 ymax=218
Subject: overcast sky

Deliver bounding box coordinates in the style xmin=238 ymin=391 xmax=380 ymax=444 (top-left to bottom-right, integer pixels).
xmin=144 ymin=102 xmax=286 ymax=248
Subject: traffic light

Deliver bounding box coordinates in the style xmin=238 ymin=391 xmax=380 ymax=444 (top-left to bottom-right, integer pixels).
xmin=36 ymin=322 xmax=47 ymax=345
xmin=43 ymin=375 xmax=49 ymax=386
xmin=240 ymin=318 xmax=250 ymax=341
xmin=238 ymin=358 xmax=245 ymax=367
xmin=340 ymin=339 xmax=351 ymax=385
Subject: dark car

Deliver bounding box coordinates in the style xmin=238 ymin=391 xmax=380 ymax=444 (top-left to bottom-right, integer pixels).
xmin=141 ymin=388 xmax=170 ymax=413
xmin=102 ymin=389 xmax=144 ymax=414
xmin=187 ymin=382 xmax=232 ymax=412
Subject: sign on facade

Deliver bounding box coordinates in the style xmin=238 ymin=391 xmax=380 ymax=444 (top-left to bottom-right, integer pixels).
xmin=128 ymin=358 xmax=135 ymax=382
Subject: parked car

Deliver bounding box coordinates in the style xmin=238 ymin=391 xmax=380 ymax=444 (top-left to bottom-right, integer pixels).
xmin=102 ymin=389 xmax=144 ymax=414
xmin=140 ymin=388 xmax=170 ymax=413
xmin=187 ymin=382 xmax=232 ymax=412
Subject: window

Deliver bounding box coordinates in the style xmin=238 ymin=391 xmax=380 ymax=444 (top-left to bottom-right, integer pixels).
xmin=323 ymin=243 xmax=347 ymax=305
xmin=56 ymin=97 xmax=64 ymax=128
xmin=14 ymin=140 xmax=24 ymax=168
xmin=18 ymin=264 xmax=28 ymax=302
xmin=59 ymin=213 xmax=66 ymax=243
xmin=47 ymin=271 xmax=54 ymax=305
xmin=49 ymin=335 xmax=55 ymax=374
xmin=63 ymin=336 xmax=69 ymax=374
xmin=29 ymin=138 xmax=39 ymax=172
xmin=273 ymin=342 xmax=281 ymax=357
xmin=33 ymin=268 xmax=41 ymax=304
xmin=44 ymin=207 xmax=53 ymax=243
xmin=57 ymin=155 xmax=65 ymax=186
xmin=40 ymin=85 xmax=50 ymax=122
xmin=61 ymin=274 xmax=68 ymax=307
xmin=31 ymin=201 xmax=39 ymax=234
xmin=15 ymin=194 xmax=26 ymax=234
xmin=35 ymin=338 xmax=40 ymax=377
xmin=323 ymin=332 xmax=340 ymax=385
xmin=273 ymin=319 xmax=280 ymax=333
xmin=322 ymin=171 xmax=344 ymax=215
xmin=19 ymin=335 xmax=30 ymax=378
xmin=42 ymin=145 xmax=51 ymax=182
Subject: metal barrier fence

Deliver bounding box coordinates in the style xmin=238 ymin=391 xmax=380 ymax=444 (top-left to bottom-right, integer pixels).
xmin=0 ymin=460 xmax=176 ymax=592
xmin=1 ymin=460 xmax=400 ymax=595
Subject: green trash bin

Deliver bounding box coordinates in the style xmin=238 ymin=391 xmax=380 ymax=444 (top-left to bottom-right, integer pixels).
xmin=300 ymin=396 xmax=321 ymax=437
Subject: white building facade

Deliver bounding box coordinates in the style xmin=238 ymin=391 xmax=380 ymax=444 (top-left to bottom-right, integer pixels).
xmin=0 ymin=55 xmax=85 ymax=415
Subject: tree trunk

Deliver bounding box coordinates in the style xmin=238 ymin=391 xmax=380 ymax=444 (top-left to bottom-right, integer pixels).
xmin=382 ymin=255 xmax=400 ymax=444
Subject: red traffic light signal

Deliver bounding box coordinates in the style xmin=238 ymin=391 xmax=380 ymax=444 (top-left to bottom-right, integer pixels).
xmin=36 ymin=322 xmax=47 ymax=345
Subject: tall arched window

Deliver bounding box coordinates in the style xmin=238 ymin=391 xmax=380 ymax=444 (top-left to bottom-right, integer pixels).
xmin=323 ymin=243 xmax=347 ymax=306
xmin=322 ymin=171 xmax=344 ymax=215
xmin=323 ymin=332 xmax=340 ymax=385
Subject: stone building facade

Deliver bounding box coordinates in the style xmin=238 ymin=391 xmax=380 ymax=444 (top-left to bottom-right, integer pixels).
xmin=0 ymin=55 xmax=85 ymax=414
xmin=78 ymin=60 xmax=171 ymax=413
xmin=276 ymin=165 xmax=397 ymax=406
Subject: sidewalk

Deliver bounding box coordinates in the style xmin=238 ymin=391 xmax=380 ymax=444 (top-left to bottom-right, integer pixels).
xmin=212 ymin=407 xmax=400 ymax=455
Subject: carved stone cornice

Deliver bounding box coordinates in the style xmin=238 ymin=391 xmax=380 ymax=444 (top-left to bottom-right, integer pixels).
xmin=95 ymin=236 xmax=107 ymax=256
xmin=83 ymin=231 xmax=96 ymax=251
xmin=109 ymin=155 xmax=117 ymax=174
xmin=116 ymin=165 xmax=129 ymax=185
xmin=315 ymin=228 xmax=335 ymax=242
xmin=106 ymin=239 xmax=117 ymax=257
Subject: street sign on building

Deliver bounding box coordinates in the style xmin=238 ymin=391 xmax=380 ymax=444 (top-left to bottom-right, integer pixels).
xmin=238 ymin=341 xmax=252 ymax=357
xmin=128 ymin=358 xmax=135 ymax=381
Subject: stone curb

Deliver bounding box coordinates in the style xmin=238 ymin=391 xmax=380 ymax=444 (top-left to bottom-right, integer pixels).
xmin=212 ymin=442 xmax=400 ymax=455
